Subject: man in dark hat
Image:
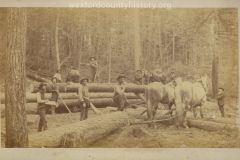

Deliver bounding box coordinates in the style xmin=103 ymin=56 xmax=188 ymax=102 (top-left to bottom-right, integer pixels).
xmin=36 ymin=82 xmax=49 ymax=132
xmin=53 ymin=69 xmax=62 ymax=83
xmin=113 ymin=74 xmax=130 ymax=111
xmin=78 ymin=77 xmax=90 ymax=121
xmin=152 ymin=66 xmax=167 ymax=84
xmin=169 ymin=71 xmax=177 ymax=87
xmin=134 ymin=69 xmax=143 ymax=85
xmin=50 ymin=77 xmax=59 ymax=115
xmin=217 ymin=87 xmax=225 ymax=117
xmin=89 ymin=56 xmax=99 ymax=83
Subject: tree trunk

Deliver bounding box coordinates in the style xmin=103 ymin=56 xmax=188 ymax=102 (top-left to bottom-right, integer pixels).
xmin=211 ymin=10 xmax=219 ymax=98
xmin=56 ymin=98 xmax=142 ymax=110
xmin=26 ymin=72 xmax=51 ymax=83
xmin=55 ymin=15 xmax=60 ymax=70
xmin=64 ymin=83 xmax=146 ymax=93
xmin=134 ymin=9 xmax=141 ymax=70
xmin=1 ymin=92 xmax=140 ymax=103
xmin=5 ymin=8 xmax=28 ymax=147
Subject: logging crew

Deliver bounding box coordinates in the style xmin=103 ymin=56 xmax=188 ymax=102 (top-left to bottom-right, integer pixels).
xmin=113 ymin=74 xmax=129 ymax=111
xmin=36 ymin=82 xmax=49 ymax=132
xmin=50 ymin=77 xmax=59 ymax=115
xmin=134 ymin=69 xmax=143 ymax=85
xmin=217 ymin=88 xmax=225 ymax=117
xmin=89 ymin=57 xmax=98 ymax=83
xmin=53 ymin=69 xmax=62 ymax=83
xmin=78 ymin=77 xmax=90 ymax=121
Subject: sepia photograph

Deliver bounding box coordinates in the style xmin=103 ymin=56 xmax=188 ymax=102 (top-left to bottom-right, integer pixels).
xmin=0 ymin=0 xmax=239 ymax=156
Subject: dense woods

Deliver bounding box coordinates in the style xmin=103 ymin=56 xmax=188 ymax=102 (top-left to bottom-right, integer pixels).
xmin=0 ymin=8 xmax=238 ymax=99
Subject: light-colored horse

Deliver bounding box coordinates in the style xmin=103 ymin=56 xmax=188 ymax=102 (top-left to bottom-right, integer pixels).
xmin=145 ymin=77 xmax=182 ymax=126
xmin=174 ymin=74 xmax=208 ymax=128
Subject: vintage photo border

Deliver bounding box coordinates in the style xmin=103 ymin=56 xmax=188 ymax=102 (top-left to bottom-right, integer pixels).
xmin=0 ymin=0 xmax=240 ymax=159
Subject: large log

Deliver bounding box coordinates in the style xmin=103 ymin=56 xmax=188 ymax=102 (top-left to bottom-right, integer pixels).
xmin=64 ymin=83 xmax=146 ymax=93
xmin=29 ymin=82 xmax=66 ymax=93
xmin=28 ymin=111 xmax=130 ymax=147
xmin=1 ymin=92 xmax=139 ymax=104
xmin=56 ymin=98 xmax=142 ymax=110
xmin=27 ymin=72 xmax=51 ymax=83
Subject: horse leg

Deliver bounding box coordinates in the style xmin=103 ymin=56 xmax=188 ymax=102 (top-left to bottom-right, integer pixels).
xmin=152 ymin=102 xmax=158 ymax=129
xmin=193 ymin=107 xmax=197 ymax=119
xmin=200 ymin=103 xmax=204 ymax=119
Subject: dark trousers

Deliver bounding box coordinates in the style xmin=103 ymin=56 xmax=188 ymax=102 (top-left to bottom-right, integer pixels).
xmin=219 ymin=105 xmax=224 ymax=117
xmin=90 ymin=68 xmax=97 ymax=82
xmin=113 ymin=94 xmax=127 ymax=111
xmin=80 ymin=102 xmax=89 ymax=121
xmin=38 ymin=107 xmax=47 ymax=132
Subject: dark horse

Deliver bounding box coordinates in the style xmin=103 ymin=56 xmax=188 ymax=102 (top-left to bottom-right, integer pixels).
xmin=66 ymin=68 xmax=80 ymax=83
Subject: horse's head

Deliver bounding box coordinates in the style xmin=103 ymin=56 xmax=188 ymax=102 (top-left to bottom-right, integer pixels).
xmin=200 ymin=74 xmax=208 ymax=93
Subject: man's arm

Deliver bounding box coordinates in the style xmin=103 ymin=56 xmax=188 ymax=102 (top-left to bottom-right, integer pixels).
xmin=115 ymin=85 xmax=125 ymax=95
xmin=78 ymin=85 xmax=84 ymax=102
xmin=36 ymin=92 xmax=48 ymax=103
xmin=217 ymin=93 xmax=224 ymax=100
xmin=90 ymin=61 xmax=98 ymax=68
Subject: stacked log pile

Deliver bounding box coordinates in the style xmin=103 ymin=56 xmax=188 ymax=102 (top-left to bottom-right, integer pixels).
xmin=1 ymin=82 xmax=146 ymax=113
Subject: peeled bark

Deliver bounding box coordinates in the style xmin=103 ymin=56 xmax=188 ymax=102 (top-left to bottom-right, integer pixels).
xmin=27 ymin=72 xmax=51 ymax=83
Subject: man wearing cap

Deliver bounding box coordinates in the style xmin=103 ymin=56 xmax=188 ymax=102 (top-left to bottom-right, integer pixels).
xmin=134 ymin=69 xmax=143 ymax=85
xmin=217 ymin=88 xmax=225 ymax=117
xmin=78 ymin=77 xmax=90 ymax=121
xmin=169 ymin=71 xmax=177 ymax=87
xmin=89 ymin=57 xmax=98 ymax=83
xmin=50 ymin=77 xmax=59 ymax=115
xmin=36 ymin=82 xmax=49 ymax=132
xmin=113 ymin=74 xmax=129 ymax=111
xmin=53 ymin=69 xmax=62 ymax=83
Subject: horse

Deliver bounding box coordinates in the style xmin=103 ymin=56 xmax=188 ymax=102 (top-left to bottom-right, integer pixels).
xmin=66 ymin=68 xmax=80 ymax=83
xmin=174 ymin=74 xmax=208 ymax=128
xmin=145 ymin=77 xmax=182 ymax=127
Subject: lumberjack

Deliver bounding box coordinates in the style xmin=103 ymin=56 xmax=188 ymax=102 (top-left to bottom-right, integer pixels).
xmin=113 ymin=74 xmax=131 ymax=111
xmin=89 ymin=56 xmax=98 ymax=83
xmin=53 ymin=69 xmax=62 ymax=83
xmin=78 ymin=77 xmax=90 ymax=121
xmin=50 ymin=77 xmax=59 ymax=115
xmin=36 ymin=82 xmax=49 ymax=132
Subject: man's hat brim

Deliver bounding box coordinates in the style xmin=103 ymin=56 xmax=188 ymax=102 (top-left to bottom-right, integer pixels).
xmin=39 ymin=83 xmax=47 ymax=89
xmin=219 ymin=87 xmax=224 ymax=91
xmin=117 ymin=75 xmax=126 ymax=80
xmin=80 ymin=77 xmax=89 ymax=84
xmin=90 ymin=57 xmax=95 ymax=60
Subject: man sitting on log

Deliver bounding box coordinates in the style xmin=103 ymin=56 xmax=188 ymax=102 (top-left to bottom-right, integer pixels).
xmin=113 ymin=74 xmax=130 ymax=111
xmin=36 ymin=82 xmax=49 ymax=132
xmin=78 ymin=77 xmax=90 ymax=121
xmin=53 ymin=69 xmax=62 ymax=83
xmin=134 ymin=69 xmax=143 ymax=85
xmin=151 ymin=67 xmax=167 ymax=84
xmin=50 ymin=77 xmax=59 ymax=115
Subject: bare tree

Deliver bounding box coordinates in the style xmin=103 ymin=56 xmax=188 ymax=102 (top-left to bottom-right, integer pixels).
xmin=5 ymin=8 xmax=28 ymax=147
xmin=134 ymin=9 xmax=141 ymax=70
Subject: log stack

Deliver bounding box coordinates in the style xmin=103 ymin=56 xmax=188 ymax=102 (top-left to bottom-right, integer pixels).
xmin=1 ymin=82 xmax=146 ymax=113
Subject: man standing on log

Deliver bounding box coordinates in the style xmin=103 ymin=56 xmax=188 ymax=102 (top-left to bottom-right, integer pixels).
xmin=53 ymin=69 xmax=62 ymax=83
xmin=113 ymin=75 xmax=130 ymax=111
xmin=78 ymin=77 xmax=90 ymax=121
xmin=36 ymin=82 xmax=49 ymax=132
xmin=217 ymin=88 xmax=225 ymax=117
xmin=89 ymin=56 xmax=98 ymax=83
xmin=50 ymin=77 xmax=59 ymax=115
xmin=169 ymin=71 xmax=177 ymax=87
